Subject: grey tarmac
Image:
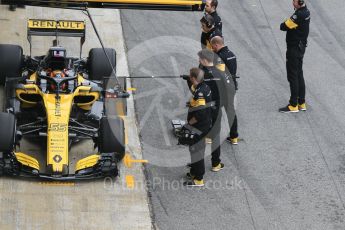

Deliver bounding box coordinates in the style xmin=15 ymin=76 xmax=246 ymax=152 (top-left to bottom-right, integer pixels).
xmin=121 ymin=0 xmax=345 ymax=229
xmin=0 ymin=5 xmax=151 ymax=230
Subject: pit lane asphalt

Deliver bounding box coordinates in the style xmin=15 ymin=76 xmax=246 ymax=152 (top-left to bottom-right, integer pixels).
xmin=0 ymin=6 xmax=151 ymax=229
xmin=121 ymin=0 xmax=345 ymax=229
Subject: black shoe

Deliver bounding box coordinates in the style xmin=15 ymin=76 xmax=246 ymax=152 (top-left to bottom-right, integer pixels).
xmin=279 ymin=104 xmax=299 ymax=113
xmin=186 ymin=163 xmax=192 ymax=168
xmin=183 ymin=179 xmax=204 ymax=187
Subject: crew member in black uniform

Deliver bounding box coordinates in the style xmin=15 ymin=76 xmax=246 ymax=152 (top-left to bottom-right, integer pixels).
xmin=200 ymin=14 xmax=222 ymax=50
xmin=211 ymin=36 xmax=239 ymax=145
xmin=184 ymin=68 xmax=212 ymax=187
xmin=201 ymin=0 xmax=222 ymax=48
xmin=197 ymin=49 xmax=226 ymax=172
xmin=279 ymin=0 xmax=310 ymax=113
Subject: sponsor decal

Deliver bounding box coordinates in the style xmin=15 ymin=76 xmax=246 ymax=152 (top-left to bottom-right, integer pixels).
xmin=55 ymin=98 xmax=61 ymax=117
xmin=28 ymin=19 xmax=85 ymax=30
xmin=53 ymin=155 xmax=62 ymax=163
xmin=48 ymin=123 xmax=67 ymax=132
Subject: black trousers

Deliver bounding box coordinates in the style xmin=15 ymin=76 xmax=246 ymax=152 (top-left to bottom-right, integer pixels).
xmin=230 ymin=115 xmax=238 ymax=139
xmin=224 ymin=102 xmax=237 ymax=139
xmin=286 ymin=44 xmax=306 ymax=107
xmin=189 ymin=137 xmax=206 ymax=180
xmin=209 ymin=106 xmax=222 ymax=167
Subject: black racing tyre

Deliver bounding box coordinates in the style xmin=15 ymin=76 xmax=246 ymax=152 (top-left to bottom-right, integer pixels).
xmin=0 ymin=44 xmax=23 ymax=85
xmin=99 ymin=117 xmax=125 ymax=161
xmin=0 ymin=112 xmax=16 ymax=153
xmin=88 ymin=48 xmax=116 ymax=81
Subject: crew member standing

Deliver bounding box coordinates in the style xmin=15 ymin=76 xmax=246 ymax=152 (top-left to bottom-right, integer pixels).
xmin=184 ymin=68 xmax=212 ymax=187
xmin=197 ymin=49 xmax=226 ymax=171
xmin=200 ymin=14 xmax=222 ymax=50
xmin=279 ymin=0 xmax=310 ymax=113
xmin=211 ymin=36 xmax=239 ymax=145
xmin=201 ymin=0 xmax=222 ymax=47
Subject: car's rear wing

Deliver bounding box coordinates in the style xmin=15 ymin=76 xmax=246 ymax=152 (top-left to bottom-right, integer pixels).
xmin=28 ymin=19 xmax=85 ymax=38
xmin=26 ymin=19 xmax=86 ymax=57
xmin=0 ymin=0 xmax=205 ymax=11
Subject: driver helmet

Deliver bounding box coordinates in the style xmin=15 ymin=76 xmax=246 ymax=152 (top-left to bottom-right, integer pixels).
xmin=49 ymin=70 xmax=67 ymax=91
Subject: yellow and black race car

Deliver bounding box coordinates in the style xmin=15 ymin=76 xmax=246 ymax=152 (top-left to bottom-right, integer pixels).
xmin=0 ymin=0 xmax=205 ymax=180
xmin=0 ymin=19 xmax=129 ymax=180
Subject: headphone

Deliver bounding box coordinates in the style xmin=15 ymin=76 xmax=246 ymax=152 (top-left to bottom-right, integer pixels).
xmin=200 ymin=14 xmax=214 ymax=29
xmin=298 ymin=0 xmax=305 ymax=6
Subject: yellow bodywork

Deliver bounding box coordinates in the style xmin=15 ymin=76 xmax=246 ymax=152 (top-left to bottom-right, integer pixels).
xmin=72 ymin=0 xmax=202 ymax=5
xmin=15 ymin=152 xmax=40 ymax=171
xmin=15 ymin=72 xmax=100 ymax=173
xmin=75 ymin=154 xmax=101 ymax=172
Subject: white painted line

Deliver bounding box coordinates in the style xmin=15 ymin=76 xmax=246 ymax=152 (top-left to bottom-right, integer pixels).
xmin=116 ymin=10 xmax=153 ymax=229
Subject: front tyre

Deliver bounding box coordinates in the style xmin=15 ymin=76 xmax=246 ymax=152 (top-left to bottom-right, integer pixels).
xmin=98 ymin=117 xmax=125 ymax=161
xmin=0 ymin=112 xmax=16 ymax=153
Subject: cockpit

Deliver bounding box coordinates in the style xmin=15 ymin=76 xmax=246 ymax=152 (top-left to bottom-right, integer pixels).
xmin=38 ymin=46 xmax=77 ymax=93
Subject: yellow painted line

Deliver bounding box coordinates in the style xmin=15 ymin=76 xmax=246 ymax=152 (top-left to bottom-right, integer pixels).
xmin=125 ymin=175 xmax=135 ymax=189
xmin=115 ymin=100 xmax=125 ymax=116
xmin=127 ymin=87 xmax=137 ymax=91
xmin=39 ymin=182 xmax=75 ymax=186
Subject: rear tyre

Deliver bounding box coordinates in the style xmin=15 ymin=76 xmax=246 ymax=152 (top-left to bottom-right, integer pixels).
xmin=0 ymin=112 xmax=16 ymax=153
xmin=88 ymin=48 xmax=116 ymax=81
xmin=0 ymin=44 xmax=23 ymax=85
xmin=98 ymin=117 xmax=125 ymax=161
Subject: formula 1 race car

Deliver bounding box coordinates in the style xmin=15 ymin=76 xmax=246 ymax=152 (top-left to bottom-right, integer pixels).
xmin=0 ymin=19 xmax=128 ymax=180
xmin=0 ymin=1 xmax=205 ymax=180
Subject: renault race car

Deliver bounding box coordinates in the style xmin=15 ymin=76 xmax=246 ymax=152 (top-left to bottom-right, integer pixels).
xmin=0 ymin=0 xmax=205 ymax=180
xmin=0 ymin=19 xmax=129 ymax=180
